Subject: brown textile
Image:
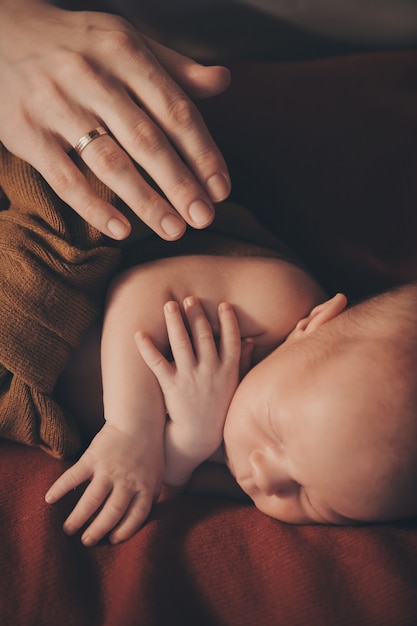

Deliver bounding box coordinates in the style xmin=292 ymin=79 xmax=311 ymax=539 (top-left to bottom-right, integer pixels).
xmin=0 ymin=147 xmax=121 ymax=457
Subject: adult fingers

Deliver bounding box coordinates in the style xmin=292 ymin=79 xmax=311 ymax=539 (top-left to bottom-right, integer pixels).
xmin=143 ymin=36 xmax=231 ymax=99
xmin=104 ymin=34 xmax=231 ymax=204
xmin=28 ymin=71 xmax=212 ymax=240
xmin=76 ymin=109 xmax=215 ymax=237
xmin=50 ymin=49 xmax=227 ymax=237
xmin=72 ymin=130 xmax=189 ymax=240
xmin=0 ymin=8 xmax=231 ymax=239
xmin=31 ymin=138 xmax=133 ymax=239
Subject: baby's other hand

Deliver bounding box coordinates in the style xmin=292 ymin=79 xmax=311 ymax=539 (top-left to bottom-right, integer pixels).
xmin=136 ymin=296 xmax=241 ymax=485
xmin=45 ymin=423 xmax=164 ymax=546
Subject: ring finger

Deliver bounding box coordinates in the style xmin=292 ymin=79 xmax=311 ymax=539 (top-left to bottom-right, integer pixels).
xmin=77 ymin=127 xmax=217 ymax=242
xmin=76 ymin=128 xmax=192 ymax=240
xmin=88 ymin=99 xmax=217 ymax=228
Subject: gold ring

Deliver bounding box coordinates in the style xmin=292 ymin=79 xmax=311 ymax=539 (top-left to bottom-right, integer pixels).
xmin=74 ymin=126 xmax=108 ymax=155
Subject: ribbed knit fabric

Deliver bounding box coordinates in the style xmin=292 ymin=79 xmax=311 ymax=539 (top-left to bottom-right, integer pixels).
xmin=0 ymin=145 xmax=121 ymax=458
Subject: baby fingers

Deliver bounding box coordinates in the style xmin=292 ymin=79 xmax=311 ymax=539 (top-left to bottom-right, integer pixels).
xmin=46 ymin=464 xmax=153 ymax=546
xmin=45 ymin=457 xmax=93 ymax=504
xmin=80 ymin=484 xmax=153 ymax=546
xmin=109 ymin=492 xmax=155 ymax=544
xmin=62 ymin=478 xmax=113 ymax=542
xmin=137 ymin=300 xmax=199 ymax=374
xmin=183 ymin=296 xmax=218 ymax=363
xmin=218 ymin=302 xmax=242 ymax=365
xmin=135 ymin=329 xmax=174 ymax=381
xmin=63 ymin=479 xmax=153 ymax=547
xmin=136 ymin=297 xmax=240 ymax=383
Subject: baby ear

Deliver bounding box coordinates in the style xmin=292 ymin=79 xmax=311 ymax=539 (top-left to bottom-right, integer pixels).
xmin=294 ymin=293 xmax=348 ymax=335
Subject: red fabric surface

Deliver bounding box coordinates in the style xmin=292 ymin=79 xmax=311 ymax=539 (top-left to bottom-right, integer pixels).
xmin=1 ymin=442 xmax=417 ymax=626
xmin=3 ymin=49 xmax=417 ymax=625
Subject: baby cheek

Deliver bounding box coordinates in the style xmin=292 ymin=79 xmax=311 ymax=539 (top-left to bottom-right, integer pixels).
xmin=223 ymin=421 xmax=248 ymax=472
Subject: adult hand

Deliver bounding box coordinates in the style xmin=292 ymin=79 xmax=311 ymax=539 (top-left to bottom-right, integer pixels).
xmin=0 ymin=0 xmax=231 ymax=240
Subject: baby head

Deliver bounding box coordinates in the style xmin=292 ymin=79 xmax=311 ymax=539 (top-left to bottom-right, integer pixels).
xmin=224 ymin=285 xmax=417 ymax=525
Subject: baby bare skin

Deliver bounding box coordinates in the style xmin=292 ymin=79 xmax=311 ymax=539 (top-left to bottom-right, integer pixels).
xmin=49 ymin=253 xmax=326 ymax=545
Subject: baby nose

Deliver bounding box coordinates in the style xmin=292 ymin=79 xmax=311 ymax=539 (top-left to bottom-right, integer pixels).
xmin=249 ymin=449 xmax=297 ymax=497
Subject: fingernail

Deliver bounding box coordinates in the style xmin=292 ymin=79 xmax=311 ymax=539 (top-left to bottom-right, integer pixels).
xmin=107 ymin=217 xmax=130 ymax=239
xmin=188 ymin=200 xmax=213 ymax=226
xmin=161 ymin=214 xmax=185 ymax=237
xmin=82 ymin=534 xmax=93 ymax=546
xmin=63 ymin=524 xmax=75 ymax=536
xmin=205 ymin=173 xmax=230 ymax=202
xmin=184 ymin=296 xmax=197 ymax=309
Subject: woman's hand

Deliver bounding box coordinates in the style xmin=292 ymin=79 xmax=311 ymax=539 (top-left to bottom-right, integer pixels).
xmin=0 ymin=1 xmax=231 ymax=240
xmin=136 ymin=296 xmax=242 ymax=486
xmin=45 ymin=423 xmax=164 ymax=545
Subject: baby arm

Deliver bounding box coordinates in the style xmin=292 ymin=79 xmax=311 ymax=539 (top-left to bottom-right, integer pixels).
xmin=136 ymin=296 xmax=242 ymax=489
xmin=46 ymin=266 xmax=170 ymax=546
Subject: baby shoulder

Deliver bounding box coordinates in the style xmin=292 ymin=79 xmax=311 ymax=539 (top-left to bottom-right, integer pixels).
xmin=230 ymin=257 xmax=326 ymax=338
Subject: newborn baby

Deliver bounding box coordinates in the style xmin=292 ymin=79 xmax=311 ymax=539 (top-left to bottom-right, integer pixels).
xmin=48 ymin=202 xmax=417 ymax=544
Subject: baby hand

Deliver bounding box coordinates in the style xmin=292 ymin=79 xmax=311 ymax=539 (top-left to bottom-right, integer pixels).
xmin=136 ymin=296 xmax=241 ymax=486
xmin=45 ymin=422 xmax=163 ymax=545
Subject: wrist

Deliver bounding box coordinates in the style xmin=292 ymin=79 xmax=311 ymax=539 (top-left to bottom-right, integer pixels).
xmin=104 ymin=419 xmax=161 ymax=442
xmin=166 ymin=421 xmax=222 ymax=458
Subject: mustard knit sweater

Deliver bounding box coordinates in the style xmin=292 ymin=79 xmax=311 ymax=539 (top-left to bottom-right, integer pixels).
xmin=0 ymin=145 xmax=121 ymax=458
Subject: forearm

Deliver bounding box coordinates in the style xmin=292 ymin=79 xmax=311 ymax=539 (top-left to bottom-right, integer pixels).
xmin=101 ymin=327 xmax=167 ymax=441
xmin=45 ymin=267 xmax=174 ymax=545
xmin=163 ymin=423 xmax=221 ymax=487
xmin=101 ymin=266 xmax=172 ymax=439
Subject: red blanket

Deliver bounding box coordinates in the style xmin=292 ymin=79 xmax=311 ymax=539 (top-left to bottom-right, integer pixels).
xmin=1 ymin=443 xmax=417 ymax=625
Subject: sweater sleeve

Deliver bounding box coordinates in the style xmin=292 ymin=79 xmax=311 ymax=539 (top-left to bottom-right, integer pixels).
xmin=0 ymin=145 xmax=121 ymax=458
